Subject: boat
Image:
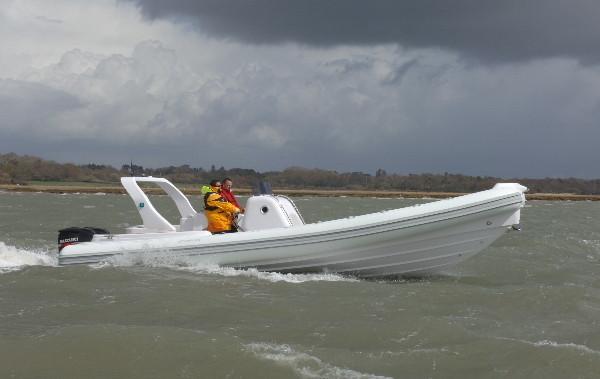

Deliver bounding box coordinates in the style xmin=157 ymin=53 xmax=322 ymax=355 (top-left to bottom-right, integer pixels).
xmin=57 ymin=177 xmax=527 ymax=277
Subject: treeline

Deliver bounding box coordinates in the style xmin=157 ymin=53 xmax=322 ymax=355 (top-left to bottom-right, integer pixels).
xmin=1 ymin=153 xmax=599 ymax=194
xmin=0 ymin=153 xmax=122 ymax=183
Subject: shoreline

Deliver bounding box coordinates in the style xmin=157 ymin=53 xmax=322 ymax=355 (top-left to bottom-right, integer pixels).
xmin=1 ymin=183 xmax=599 ymax=201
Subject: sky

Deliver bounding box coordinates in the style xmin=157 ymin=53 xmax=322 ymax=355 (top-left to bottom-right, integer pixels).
xmin=1 ymin=0 xmax=600 ymax=178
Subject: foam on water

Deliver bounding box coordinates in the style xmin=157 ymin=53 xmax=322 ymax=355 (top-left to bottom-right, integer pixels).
xmin=496 ymin=336 xmax=600 ymax=356
xmin=0 ymin=241 xmax=57 ymax=273
xmin=176 ymin=264 xmax=359 ymax=284
xmin=100 ymin=253 xmax=358 ymax=283
xmin=245 ymin=342 xmax=391 ymax=379
xmin=581 ymin=239 xmax=600 ymax=251
xmin=533 ymin=340 xmax=600 ymax=355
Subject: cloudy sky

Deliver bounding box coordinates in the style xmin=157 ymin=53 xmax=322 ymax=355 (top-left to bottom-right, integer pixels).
xmin=1 ymin=0 xmax=599 ymax=178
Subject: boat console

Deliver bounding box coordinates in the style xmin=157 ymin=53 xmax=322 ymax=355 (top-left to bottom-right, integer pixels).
xmin=121 ymin=177 xmax=304 ymax=233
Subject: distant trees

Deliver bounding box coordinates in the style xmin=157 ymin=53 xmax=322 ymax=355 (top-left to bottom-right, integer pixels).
xmin=1 ymin=152 xmax=599 ymax=194
xmin=375 ymin=168 xmax=387 ymax=177
xmin=0 ymin=153 xmax=122 ymax=184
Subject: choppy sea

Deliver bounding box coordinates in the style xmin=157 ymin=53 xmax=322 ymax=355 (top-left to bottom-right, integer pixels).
xmin=1 ymin=191 xmax=599 ymax=378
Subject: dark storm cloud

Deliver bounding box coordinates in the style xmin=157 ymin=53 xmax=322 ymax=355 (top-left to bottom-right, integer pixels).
xmin=127 ymin=0 xmax=600 ymax=63
xmin=0 ymin=80 xmax=82 ymax=132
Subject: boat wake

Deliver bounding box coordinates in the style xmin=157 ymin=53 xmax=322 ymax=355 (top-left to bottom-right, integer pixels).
xmin=175 ymin=265 xmax=359 ymax=284
xmin=0 ymin=241 xmax=57 ymax=274
xmin=97 ymin=253 xmax=358 ymax=283
xmin=0 ymin=240 xmax=356 ymax=283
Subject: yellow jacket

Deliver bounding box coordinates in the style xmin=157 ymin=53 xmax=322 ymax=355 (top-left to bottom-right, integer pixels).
xmin=204 ymin=190 xmax=240 ymax=233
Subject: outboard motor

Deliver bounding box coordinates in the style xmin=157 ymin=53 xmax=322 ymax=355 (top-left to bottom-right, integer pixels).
xmin=58 ymin=227 xmax=109 ymax=252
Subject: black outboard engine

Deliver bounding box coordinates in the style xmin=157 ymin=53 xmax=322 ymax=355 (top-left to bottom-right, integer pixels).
xmin=58 ymin=227 xmax=109 ymax=252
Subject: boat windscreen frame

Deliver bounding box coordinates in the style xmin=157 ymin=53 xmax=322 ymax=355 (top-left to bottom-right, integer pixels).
xmin=121 ymin=177 xmax=198 ymax=232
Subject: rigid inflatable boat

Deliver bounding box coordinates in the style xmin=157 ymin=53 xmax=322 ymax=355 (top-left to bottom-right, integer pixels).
xmin=58 ymin=177 xmax=527 ymax=277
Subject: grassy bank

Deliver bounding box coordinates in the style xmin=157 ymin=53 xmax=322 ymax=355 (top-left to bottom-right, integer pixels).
xmin=1 ymin=183 xmax=599 ymax=201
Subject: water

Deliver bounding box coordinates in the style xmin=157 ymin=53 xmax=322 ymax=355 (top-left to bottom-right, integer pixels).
xmin=1 ymin=191 xmax=600 ymax=378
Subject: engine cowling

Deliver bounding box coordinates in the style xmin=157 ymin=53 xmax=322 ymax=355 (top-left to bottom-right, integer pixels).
xmin=58 ymin=227 xmax=109 ymax=251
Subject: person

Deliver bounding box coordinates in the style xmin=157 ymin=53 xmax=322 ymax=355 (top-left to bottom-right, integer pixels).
xmin=203 ymin=179 xmax=240 ymax=234
xmin=220 ymin=177 xmax=244 ymax=212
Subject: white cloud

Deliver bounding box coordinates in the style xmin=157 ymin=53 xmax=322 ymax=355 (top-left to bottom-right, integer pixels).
xmin=0 ymin=0 xmax=177 ymax=74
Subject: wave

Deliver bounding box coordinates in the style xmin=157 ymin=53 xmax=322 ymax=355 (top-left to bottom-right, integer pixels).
xmin=532 ymin=339 xmax=600 ymax=355
xmin=495 ymin=336 xmax=600 ymax=356
xmin=0 ymin=241 xmax=57 ymax=274
xmin=245 ymin=342 xmax=391 ymax=379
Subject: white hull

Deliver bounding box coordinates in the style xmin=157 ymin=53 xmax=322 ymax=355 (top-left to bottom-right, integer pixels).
xmin=59 ymin=182 xmax=526 ymax=277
